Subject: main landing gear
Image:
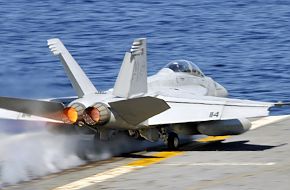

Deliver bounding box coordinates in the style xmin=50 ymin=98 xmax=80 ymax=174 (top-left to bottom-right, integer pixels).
xmin=167 ymin=132 xmax=180 ymax=150
xmin=160 ymin=128 xmax=180 ymax=150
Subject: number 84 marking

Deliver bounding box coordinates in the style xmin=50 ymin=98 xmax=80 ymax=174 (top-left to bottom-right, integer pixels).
xmin=209 ymin=112 xmax=219 ymax=118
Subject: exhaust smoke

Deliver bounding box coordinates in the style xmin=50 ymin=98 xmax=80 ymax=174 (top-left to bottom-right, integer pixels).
xmin=0 ymin=121 xmax=154 ymax=187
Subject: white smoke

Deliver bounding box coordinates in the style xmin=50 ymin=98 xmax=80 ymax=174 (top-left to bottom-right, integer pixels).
xmin=0 ymin=122 xmax=153 ymax=187
xmin=0 ymin=130 xmax=84 ymax=186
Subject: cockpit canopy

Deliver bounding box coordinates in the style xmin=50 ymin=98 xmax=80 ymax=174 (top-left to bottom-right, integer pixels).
xmin=164 ymin=60 xmax=205 ymax=77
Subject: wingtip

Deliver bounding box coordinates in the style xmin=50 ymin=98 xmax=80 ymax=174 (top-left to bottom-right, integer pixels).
xmin=274 ymin=101 xmax=290 ymax=107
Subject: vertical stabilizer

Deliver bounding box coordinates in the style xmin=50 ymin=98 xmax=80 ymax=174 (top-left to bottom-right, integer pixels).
xmin=47 ymin=38 xmax=98 ymax=97
xmin=113 ymin=38 xmax=147 ymax=98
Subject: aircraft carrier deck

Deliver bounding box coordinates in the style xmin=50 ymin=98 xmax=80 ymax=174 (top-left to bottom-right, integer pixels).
xmin=3 ymin=115 xmax=290 ymax=190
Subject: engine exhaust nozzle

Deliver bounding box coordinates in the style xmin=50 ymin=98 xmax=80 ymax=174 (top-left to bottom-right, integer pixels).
xmin=83 ymin=103 xmax=110 ymax=126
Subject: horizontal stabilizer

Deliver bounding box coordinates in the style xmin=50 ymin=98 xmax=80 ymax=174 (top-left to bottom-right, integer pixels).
xmin=0 ymin=108 xmax=63 ymax=123
xmin=109 ymin=96 xmax=170 ymax=125
xmin=0 ymin=96 xmax=65 ymax=121
xmin=47 ymin=38 xmax=97 ymax=97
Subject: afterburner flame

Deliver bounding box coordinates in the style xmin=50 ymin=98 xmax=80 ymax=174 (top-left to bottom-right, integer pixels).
xmin=63 ymin=107 xmax=78 ymax=123
xmin=86 ymin=107 xmax=100 ymax=122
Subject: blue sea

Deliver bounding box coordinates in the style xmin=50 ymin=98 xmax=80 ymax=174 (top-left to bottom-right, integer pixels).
xmin=0 ymin=0 xmax=289 ymax=114
xmin=0 ymin=1 xmax=290 ymax=186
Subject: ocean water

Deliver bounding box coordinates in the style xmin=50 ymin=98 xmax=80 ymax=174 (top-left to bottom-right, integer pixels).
xmin=0 ymin=1 xmax=289 ymax=186
xmin=0 ymin=0 xmax=289 ymax=114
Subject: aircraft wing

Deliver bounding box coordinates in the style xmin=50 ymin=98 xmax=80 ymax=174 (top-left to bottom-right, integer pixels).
xmin=147 ymin=95 xmax=274 ymax=125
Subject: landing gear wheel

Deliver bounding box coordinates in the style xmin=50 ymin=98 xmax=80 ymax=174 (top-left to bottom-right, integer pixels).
xmin=167 ymin=132 xmax=179 ymax=150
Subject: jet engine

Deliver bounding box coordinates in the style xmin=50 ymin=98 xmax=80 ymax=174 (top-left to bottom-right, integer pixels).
xmin=83 ymin=103 xmax=111 ymax=126
xmin=197 ymin=118 xmax=251 ymax=136
xmin=66 ymin=102 xmax=111 ymax=127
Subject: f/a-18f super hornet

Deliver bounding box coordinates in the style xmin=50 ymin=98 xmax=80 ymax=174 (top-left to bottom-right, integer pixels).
xmin=0 ymin=38 xmax=288 ymax=149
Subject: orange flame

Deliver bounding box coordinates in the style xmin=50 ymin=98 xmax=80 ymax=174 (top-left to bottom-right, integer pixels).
xmin=63 ymin=107 xmax=78 ymax=123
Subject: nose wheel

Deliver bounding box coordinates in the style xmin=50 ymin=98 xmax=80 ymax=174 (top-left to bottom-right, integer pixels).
xmin=167 ymin=132 xmax=180 ymax=150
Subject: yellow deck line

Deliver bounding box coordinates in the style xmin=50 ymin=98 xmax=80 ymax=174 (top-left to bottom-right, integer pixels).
xmin=52 ymin=151 xmax=183 ymax=190
xmin=197 ymin=136 xmax=230 ymax=142
xmin=127 ymin=151 xmax=183 ymax=167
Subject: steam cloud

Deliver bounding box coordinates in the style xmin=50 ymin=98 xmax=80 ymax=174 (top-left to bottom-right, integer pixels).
xmin=0 ymin=121 xmax=152 ymax=187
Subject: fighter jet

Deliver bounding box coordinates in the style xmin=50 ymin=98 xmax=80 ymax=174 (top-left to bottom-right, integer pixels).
xmin=0 ymin=38 xmax=287 ymax=149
